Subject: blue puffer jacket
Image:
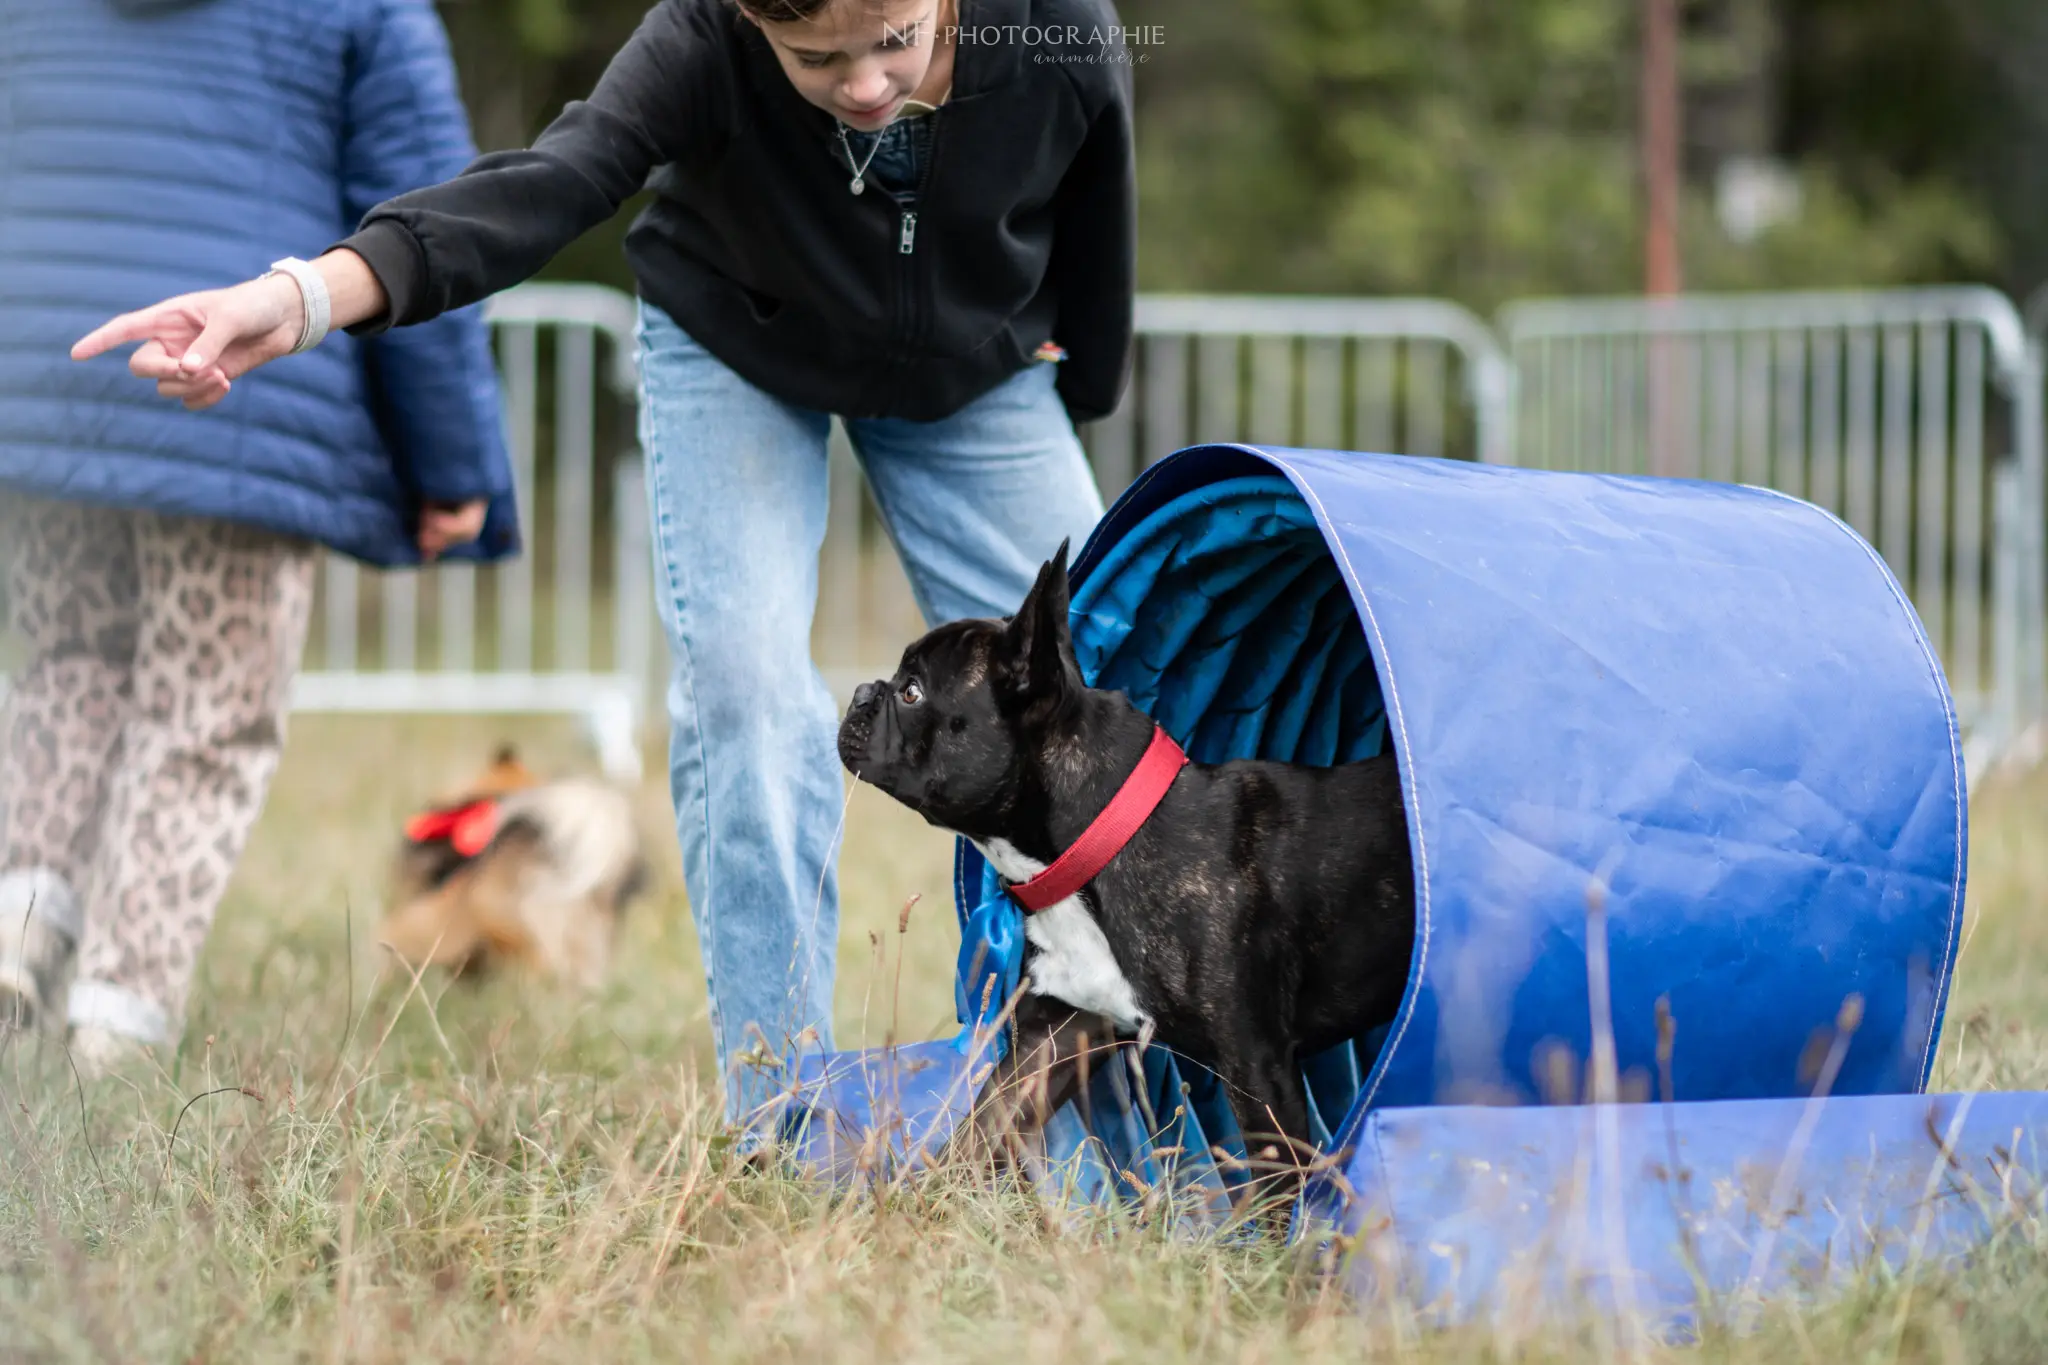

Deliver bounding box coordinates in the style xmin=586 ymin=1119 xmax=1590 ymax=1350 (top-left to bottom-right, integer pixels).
xmin=0 ymin=0 xmax=517 ymax=568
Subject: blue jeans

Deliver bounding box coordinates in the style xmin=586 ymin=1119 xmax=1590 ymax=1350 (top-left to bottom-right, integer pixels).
xmin=634 ymin=301 xmax=1106 ymax=1129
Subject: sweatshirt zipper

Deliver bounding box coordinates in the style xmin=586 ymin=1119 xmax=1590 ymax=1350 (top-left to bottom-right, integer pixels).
xmin=876 ymin=117 xmax=941 ymax=409
xmin=901 ymin=117 xmax=942 ymax=351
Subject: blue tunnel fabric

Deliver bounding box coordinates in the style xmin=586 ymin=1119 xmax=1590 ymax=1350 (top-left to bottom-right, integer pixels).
xmin=793 ymin=442 xmax=1967 ymax=1227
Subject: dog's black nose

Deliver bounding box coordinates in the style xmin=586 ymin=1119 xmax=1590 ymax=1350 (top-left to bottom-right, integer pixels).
xmin=853 ymin=680 xmax=881 ymax=710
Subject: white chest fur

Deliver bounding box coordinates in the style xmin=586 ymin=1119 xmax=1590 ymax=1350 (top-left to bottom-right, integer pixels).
xmin=972 ymin=837 xmax=1149 ymax=1034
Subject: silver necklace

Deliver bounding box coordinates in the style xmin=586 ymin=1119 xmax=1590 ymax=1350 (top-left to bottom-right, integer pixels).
xmin=836 ymin=122 xmax=884 ymax=196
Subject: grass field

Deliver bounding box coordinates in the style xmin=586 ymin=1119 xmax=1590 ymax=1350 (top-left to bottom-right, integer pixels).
xmin=4 ymin=713 xmax=2048 ymax=1362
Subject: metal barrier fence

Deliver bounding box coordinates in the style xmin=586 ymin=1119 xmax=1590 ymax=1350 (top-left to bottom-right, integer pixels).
xmin=813 ymin=293 xmax=1512 ymax=691
xmin=1501 ymin=288 xmax=2047 ymax=776
xmin=1094 ymin=294 xmax=1512 ymax=483
xmin=294 ymin=284 xmax=653 ymax=779
xmin=5 ymin=282 xmax=2043 ymax=782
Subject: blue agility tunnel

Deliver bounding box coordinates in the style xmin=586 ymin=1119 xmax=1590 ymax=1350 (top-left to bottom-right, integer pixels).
xmin=785 ymin=443 xmax=2004 ymax=1326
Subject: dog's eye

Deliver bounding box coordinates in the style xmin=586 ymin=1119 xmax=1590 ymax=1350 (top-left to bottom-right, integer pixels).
xmin=898 ymin=679 xmax=925 ymax=706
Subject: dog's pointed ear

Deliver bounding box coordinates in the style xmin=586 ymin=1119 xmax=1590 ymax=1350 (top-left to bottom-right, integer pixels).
xmin=1001 ymin=539 xmax=1077 ymax=704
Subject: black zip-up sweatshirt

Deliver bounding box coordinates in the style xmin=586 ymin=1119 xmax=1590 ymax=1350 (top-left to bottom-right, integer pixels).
xmin=339 ymin=0 xmax=1135 ymax=423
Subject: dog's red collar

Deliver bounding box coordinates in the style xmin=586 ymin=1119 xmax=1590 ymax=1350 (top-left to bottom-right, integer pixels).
xmin=405 ymin=798 xmax=501 ymax=859
xmin=1006 ymin=726 xmax=1188 ymax=913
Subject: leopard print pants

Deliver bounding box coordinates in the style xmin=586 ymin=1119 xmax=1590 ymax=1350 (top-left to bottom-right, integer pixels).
xmin=0 ymin=496 xmax=314 ymax=1043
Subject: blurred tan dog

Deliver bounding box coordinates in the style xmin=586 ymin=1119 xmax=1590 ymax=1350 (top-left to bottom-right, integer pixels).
xmin=379 ymin=746 xmax=647 ymax=989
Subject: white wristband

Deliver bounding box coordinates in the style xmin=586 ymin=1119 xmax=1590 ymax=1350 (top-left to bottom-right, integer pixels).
xmin=266 ymin=256 xmax=331 ymax=355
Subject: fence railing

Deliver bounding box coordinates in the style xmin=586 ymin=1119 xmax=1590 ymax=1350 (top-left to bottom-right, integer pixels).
xmin=1501 ymin=287 xmax=2048 ymax=773
xmin=293 ymin=284 xmax=654 ymax=779
xmin=811 ymin=294 xmax=1512 ymax=691
xmin=1103 ymin=294 xmax=1512 ymax=479
xmin=7 ymin=282 xmax=2043 ymax=784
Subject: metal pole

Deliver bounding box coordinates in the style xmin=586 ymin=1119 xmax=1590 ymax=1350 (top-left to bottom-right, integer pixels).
xmin=1642 ymin=0 xmax=1683 ymax=477
xmin=1641 ymin=0 xmax=1683 ymax=297
xmin=2017 ymin=344 xmax=2047 ymax=724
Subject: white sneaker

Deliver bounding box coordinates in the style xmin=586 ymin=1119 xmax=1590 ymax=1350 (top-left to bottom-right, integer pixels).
xmin=67 ymin=1024 xmax=155 ymax=1081
xmin=0 ymin=868 xmax=80 ymax=1033
xmin=0 ymin=975 xmax=33 ymax=1030
xmin=65 ymin=980 xmax=175 ymax=1080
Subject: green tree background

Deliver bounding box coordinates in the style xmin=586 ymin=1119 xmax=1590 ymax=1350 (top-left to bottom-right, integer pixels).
xmin=432 ymin=0 xmax=2048 ymax=308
